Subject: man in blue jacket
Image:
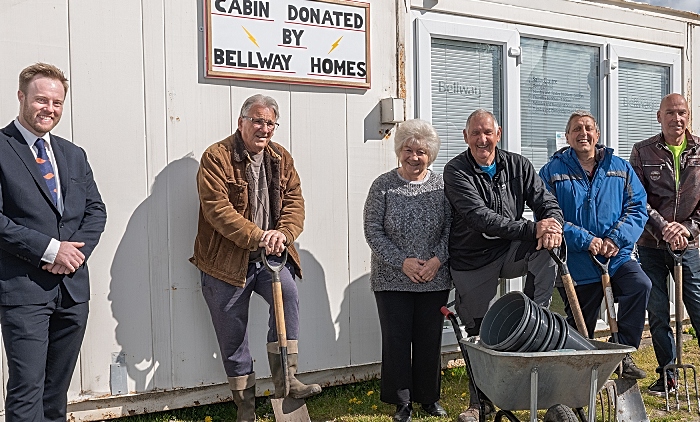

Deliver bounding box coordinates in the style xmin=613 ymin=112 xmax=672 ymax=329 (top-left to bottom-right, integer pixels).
xmin=539 ymin=110 xmax=651 ymax=379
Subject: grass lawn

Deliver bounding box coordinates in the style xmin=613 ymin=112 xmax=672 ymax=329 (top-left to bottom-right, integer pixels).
xmin=113 ymin=330 xmax=700 ymax=422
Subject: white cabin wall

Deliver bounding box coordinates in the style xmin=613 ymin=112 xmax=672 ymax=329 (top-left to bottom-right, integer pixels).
xmin=0 ymin=0 xmax=698 ymax=420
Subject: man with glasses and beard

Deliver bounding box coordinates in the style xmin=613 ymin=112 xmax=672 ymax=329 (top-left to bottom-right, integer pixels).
xmin=191 ymin=94 xmax=320 ymax=422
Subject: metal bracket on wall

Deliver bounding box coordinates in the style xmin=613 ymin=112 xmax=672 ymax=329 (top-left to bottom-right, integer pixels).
xmin=110 ymin=352 xmax=128 ymax=395
xmin=508 ymin=46 xmax=522 ymax=66
xmin=603 ymin=59 xmax=618 ymax=75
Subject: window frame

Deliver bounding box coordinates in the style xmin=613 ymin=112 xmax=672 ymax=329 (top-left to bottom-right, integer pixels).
xmin=413 ymin=14 xmax=682 ymax=159
xmin=412 ymin=12 xmax=684 ymax=333
xmin=607 ymin=42 xmax=681 ymax=154
xmin=414 ymin=17 xmax=520 ymax=151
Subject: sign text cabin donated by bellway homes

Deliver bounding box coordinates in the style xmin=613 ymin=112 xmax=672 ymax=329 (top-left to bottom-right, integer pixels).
xmin=205 ymin=0 xmax=370 ymax=88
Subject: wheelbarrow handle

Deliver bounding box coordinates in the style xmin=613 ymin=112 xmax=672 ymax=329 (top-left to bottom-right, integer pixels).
xmin=440 ymin=306 xmax=486 ymax=422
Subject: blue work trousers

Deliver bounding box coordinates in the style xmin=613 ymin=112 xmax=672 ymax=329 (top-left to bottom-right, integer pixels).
xmin=557 ymin=260 xmax=650 ymax=348
xmin=200 ymin=257 xmax=299 ymax=377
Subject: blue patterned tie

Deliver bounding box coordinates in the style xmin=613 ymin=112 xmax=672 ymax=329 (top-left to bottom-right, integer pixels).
xmin=34 ymin=139 xmax=58 ymax=205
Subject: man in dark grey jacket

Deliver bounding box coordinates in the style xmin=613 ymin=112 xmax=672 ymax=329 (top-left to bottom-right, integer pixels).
xmin=445 ymin=109 xmax=563 ymax=421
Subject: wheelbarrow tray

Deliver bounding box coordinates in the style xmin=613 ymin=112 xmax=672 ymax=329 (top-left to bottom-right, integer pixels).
xmin=462 ymin=339 xmax=635 ymax=411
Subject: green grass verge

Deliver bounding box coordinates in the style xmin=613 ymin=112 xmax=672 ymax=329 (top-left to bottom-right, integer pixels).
xmin=114 ymin=334 xmax=700 ymax=422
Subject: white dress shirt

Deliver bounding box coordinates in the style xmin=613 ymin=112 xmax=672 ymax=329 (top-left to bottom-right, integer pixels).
xmin=13 ymin=118 xmax=63 ymax=263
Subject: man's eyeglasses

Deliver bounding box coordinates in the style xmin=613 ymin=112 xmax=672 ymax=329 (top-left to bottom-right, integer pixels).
xmin=242 ymin=116 xmax=280 ymax=130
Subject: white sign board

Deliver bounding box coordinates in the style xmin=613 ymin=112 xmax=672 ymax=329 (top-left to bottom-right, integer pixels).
xmin=205 ymin=0 xmax=370 ymax=89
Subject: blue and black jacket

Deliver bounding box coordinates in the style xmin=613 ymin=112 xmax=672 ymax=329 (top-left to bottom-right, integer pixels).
xmin=539 ymin=145 xmax=648 ymax=285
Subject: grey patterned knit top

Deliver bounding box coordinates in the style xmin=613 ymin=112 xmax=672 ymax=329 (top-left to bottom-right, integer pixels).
xmin=363 ymin=169 xmax=452 ymax=292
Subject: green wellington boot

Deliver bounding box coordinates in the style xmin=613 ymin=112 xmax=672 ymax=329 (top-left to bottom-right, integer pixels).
xmin=229 ymin=373 xmax=256 ymax=422
xmin=267 ymin=341 xmax=322 ymax=399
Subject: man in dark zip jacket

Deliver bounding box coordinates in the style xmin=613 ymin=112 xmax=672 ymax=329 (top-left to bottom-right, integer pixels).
xmin=444 ymin=109 xmax=563 ymax=422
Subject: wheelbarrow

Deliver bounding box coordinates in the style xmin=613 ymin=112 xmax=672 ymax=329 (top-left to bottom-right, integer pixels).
xmin=443 ymin=304 xmax=637 ymax=422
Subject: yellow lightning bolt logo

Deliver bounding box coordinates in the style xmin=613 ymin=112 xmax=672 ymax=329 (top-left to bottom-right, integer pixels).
xmin=242 ymin=26 xmax=259 ymax=48
xmin=328 ymin=36 xmax=343 ymax=54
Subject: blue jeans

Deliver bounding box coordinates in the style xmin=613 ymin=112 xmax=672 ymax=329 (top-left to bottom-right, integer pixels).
xmin=638 ymin=246 xmax=700 ymax=374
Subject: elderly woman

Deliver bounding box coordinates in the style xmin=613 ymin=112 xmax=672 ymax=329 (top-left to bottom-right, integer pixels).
xmin=364 ymin=119 xmax=452 ymax=422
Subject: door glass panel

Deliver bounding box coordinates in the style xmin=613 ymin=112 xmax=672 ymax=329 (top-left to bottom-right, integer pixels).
xmin=520 ymin=38 xmax=600 ymax=171
xmin=431 ymin=38 xmax=503 ymax=173
xmin=618 ymin=61 xmax=669 ymax=159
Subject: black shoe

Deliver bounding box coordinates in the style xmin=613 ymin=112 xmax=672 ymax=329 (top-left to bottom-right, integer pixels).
xmin=619 ymin=353 xmax=647 ymax=379
xmin=421 ymin=402 xmax=447 ymax=417
xmin=394 ymin=403 xmax=412 ymax=422
xmin=648 ymin=374 xmax=677 ymax=396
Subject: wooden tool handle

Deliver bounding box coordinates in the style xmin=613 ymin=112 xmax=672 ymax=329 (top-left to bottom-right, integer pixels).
xmin=675 ymin=264 xmax=684 ymax=365
xmin=272 ymin=280 xmax=287 ymax=348
xmin=562 ymin=273 xmax=589 ymax=338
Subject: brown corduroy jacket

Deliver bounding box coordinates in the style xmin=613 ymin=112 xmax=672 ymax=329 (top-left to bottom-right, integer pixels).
xmin=190 ymin=130 xmax=304 ymax=286
xmin=630 ymin=129 xmax=700 ymax=249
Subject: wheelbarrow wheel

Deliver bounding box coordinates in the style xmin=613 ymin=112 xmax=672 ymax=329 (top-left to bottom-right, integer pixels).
xmin=544 ymin=404 xmax=578 ymax=422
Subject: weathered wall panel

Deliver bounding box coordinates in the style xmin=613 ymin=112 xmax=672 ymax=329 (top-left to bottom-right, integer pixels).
xmin=163 ymin=0 xmax=233 ymax=390
xmin=67 ymin=0 xmax=150 ymax=398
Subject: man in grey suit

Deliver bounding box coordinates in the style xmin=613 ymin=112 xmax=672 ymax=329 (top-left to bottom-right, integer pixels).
xmin=0 ymin=63 xmax=106 ymax=421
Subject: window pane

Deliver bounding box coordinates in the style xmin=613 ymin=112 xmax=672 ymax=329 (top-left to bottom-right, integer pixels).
xmin=431 ymin=38 xmax=503 ymax=173
xmin=520 ymin=38 xmax=600 ymax=171
xmin=618 ymin=61 xmax=669 ymax=160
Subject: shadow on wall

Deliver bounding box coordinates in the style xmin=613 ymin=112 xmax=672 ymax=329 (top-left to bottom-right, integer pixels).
xmin=107 ymin=154 xmax=380 ymax=393
xmin=108 ymin=156 xmax=202 ymax=393
xmin=282 ymin=248 xmax=380 ymax=375
xmin=339 ymin=273 xmax=381 ymax=367
xmin=290 ymin=247 xmax=338 ymax=371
